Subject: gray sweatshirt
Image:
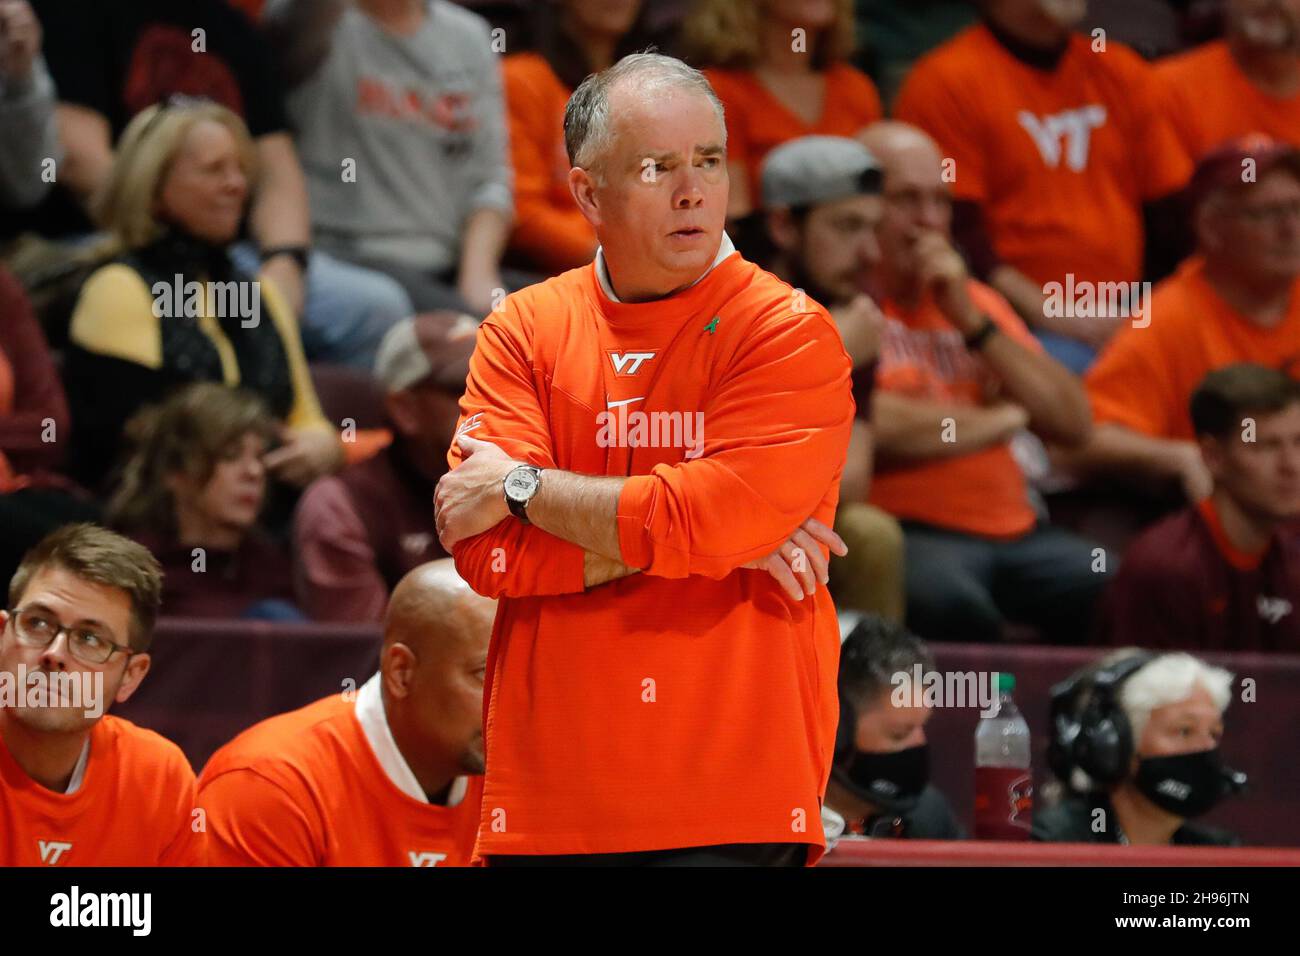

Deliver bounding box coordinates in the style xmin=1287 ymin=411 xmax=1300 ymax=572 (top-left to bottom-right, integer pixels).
xmin=272 ymin=0 xmax=513 ymax=273
xmin=0 ymin=54 xmax=62 ymax=209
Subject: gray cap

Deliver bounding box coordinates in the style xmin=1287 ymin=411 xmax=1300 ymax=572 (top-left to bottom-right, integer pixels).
xmin=760 ymin=135 xmax=883 ymax=209
xmin=373 ymin=310 xmax=479 ymax=394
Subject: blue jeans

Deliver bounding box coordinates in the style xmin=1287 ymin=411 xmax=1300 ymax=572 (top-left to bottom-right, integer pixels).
xmin=1034 ymin=330 xmax=1098 ymax=375
xmin=231 ymin=244 xmax=412 ymax=371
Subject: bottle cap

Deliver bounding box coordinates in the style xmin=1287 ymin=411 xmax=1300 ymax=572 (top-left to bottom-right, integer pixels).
xmin=998 ymin=672 xmax=1015 ymax=694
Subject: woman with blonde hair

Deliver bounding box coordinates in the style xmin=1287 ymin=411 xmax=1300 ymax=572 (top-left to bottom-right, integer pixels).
xmin=108 ymin=382 xmax=300 ymax=620
xmin=684 ymin=0 xmax=882 ymax=219
xmin=63 ymin=98 xmax=342 ymax=492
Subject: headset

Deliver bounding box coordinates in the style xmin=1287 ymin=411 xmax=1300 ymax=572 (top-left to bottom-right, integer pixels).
xmin=1047 ymin=651 xmax=1155 ymax=790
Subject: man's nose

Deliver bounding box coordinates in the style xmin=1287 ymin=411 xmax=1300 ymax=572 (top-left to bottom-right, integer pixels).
xmin=673 ymin=168 xmax=705 ymax=208
xmin=39 ymin=632 xmax=73 ymax=671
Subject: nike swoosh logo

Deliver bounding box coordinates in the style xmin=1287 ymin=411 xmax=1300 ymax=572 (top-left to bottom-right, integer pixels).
xmin=606 ymin=397 xmax=644 ymax=409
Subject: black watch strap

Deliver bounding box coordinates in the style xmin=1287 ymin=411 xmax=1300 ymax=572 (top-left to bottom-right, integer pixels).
xmin=963 ymin=315 xmax=998 ymax=351
xmin=261 ymin=245 xmax=311 ymax=272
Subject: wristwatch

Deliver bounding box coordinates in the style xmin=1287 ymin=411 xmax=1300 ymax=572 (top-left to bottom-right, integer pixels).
xmin=260 ymin=244 xmax=311 ymax=272
xmin=503 ymin=465 xmax=542 ymax=522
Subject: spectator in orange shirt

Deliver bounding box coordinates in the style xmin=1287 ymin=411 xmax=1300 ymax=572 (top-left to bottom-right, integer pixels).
xmin=433 ymin=53 xmax=854 ymax=865
xmin=503 ymin=0 xmax=655 ymax=275
xmin=0 ymin=523 xmax=204 ymax=865
xmin=759 ymin=134 xmax=903 ymax=621
xmin=684 ymin=0 xmax=883 ymax=220
xmin=1068 ymin=136 xmax=1300 ymax=501
xmin=1160 ymin=0 xmax=1300 ymax=163
xmin=894 ymin=0 xmax=1192 ymax=373
xmin=859 ymin=121 xmax=1098 ymax=645
xmin=199 ymin=560 xmax=492 ymax=866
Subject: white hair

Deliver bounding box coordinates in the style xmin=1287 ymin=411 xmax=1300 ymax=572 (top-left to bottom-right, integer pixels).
xmin=1118 ymin=652 xmax=1234 ymax=743
xmin=563 ymin=52 xmax=726 ymax=180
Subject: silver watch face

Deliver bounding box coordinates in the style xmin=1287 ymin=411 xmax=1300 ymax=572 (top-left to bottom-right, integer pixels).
xmin=504 ymin=467 xmax=539 ymax=502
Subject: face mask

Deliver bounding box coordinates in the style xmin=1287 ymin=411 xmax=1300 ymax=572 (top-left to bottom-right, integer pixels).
xmin=836 ymin=743 xmax=929 ymax=813
xmin=1134 ymin=748 xmax=1228 ymax=819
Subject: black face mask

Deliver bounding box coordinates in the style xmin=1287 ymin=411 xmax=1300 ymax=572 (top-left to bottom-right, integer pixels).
xmin=1135 ymin=748 xmax=1229 ymax=819
xmin=836 ymin=743 xmax=930 ymax=813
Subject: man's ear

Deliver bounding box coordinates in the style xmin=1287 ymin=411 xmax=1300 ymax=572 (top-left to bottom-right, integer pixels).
xmin=568 ymin=166 xmax=602 ymax=228
xmin=765 ymin=207 xmax=800 ymax=253
xmin=114 ymin=652 xmax=152 ymax=704
xmin=1199 ymin=433 xmax=1226 ymax=481
xmin=1194 ymin=202 xmax=1221 ymax=252
xmin=382 ymin=642 xmax=418 ymax=702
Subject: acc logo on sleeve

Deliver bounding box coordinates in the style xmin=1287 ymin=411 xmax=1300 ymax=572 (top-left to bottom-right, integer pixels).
xmin=457 ymin=412 xmax=484 ymax=435
xmin=608 ymin=351 xmax=657 ymax=376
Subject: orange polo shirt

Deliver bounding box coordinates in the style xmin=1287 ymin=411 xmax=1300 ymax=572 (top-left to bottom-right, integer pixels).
xmin=894 ymin=25 xmax=1190 ymax=288
xmin=198 ymin=681 xmax=483 ymax=866
xmin=448 ymin=241 xmax=854 ymax=861
xmin=705 ymin=64 xmax=882 ymax=207
xmin=502 ymin=53 xmax=596 ymax=274
xmin=868 ymin=279 xmax=1043 ymax=539
xmin=0 ymin=714 xmax=204 ymax=866
xmin=1158 ymin=41 xmax=1300 ymax=165
xmin=1086 ymin=256 xmax=1300 ymax=441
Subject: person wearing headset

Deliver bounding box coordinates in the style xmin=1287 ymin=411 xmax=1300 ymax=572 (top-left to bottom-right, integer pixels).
xmin=1035 ymin=649 xmax=1245 ymax=845
xmin=822 ymin=614 xmax=964 ymax=842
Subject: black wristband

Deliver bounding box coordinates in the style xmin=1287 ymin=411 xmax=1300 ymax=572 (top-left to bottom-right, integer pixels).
xmin=963 ymin=316 xmax=998 ymax=351
xmin=260 ymin=245 xmax=311 ymax=272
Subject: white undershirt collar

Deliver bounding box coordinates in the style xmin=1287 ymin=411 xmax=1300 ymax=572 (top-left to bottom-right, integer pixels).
xmin=354 ymin=673 xmax=467 ymax=807
xmin=595 ymin=232 xmax=736 ymax=304
xmin=64 ymin=738 xmax=90 ymax=795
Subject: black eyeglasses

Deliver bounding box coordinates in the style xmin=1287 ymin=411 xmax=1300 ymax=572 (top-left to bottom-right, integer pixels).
xmin=6 ymin=605 xmax=135 ymax=666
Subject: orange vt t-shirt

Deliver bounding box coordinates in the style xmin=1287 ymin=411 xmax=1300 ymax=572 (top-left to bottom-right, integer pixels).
xmin=705 ymin=63 xmax=882 ymax=206
xmin=1158 ymin=41 xmax=1300 ymax=164
xmin=869 ymin=279 xmax=1042 ymax=539
xmin=1086 ymin=256 xmax=1300 ymax=441
xmin=448 ymin=249 xmax=854 ymax=861
xmin=894 ymin=25 xmax=1190 ymax=287
xmin=502 ymin=53 xmax=596 ymax=273
xmin=0 ymin=715 xmax=203 ymax=866
xmin=198 ymin=691 xmax=483 ymax=866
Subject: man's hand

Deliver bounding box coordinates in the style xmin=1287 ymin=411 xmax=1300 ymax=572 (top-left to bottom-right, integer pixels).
xmin=743 ymin=517 xmax=848 ymax=601
xmin=914 ymin=231 xmax=980 ymax=335
xmin=0 ymin=0 xmax=41 ymax=84
xmin=830 ymin=294 xmax=884 ymax=367
xmin=263 ymin=425 xmax=343 ymax=487
xmin=434 ymin=433 xmax=517 ymax=551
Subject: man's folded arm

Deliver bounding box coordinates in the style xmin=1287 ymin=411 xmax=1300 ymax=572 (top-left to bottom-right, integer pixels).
xmin=528 ymin=312 xmax=852 ymax=579
xmin=449 ymin=312 xmax=596 ymax=598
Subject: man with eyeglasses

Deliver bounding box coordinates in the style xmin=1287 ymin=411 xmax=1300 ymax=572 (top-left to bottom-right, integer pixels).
xmin=854 ymin=120 xmax=1098 ymax=646
xmin=0 ymin=522 xmax=205 ymax=865
xmin=1070 ymin=136 xmax=1300 ymax=505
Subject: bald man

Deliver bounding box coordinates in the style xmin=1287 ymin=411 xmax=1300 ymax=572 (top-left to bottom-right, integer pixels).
xmin=198 ymin=560 xmax=494 ymax=866
xmin=858 ymin=120 xmax=1102 ymax=646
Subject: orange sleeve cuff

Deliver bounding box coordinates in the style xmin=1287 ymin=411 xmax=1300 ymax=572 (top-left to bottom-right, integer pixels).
xmin=616 ymin=474 xmax=658 ymax=573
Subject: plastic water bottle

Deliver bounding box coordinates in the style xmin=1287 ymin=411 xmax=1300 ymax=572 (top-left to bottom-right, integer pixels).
xmin=974 ymin=672 xmax=1033 ymax=840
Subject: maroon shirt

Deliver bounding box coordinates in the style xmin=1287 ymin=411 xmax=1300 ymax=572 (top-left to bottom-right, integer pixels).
xmin=132 ymin=531 xmax=296 ymax=618
xmin=1101 ymin=499 xmax=1300 ymax=652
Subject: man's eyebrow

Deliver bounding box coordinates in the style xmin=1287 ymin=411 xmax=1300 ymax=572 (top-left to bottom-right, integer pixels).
xmin=22 ymin=603 xmax=114 ymax=633
xmin=695 ymin=143 xmax=725 ymax=156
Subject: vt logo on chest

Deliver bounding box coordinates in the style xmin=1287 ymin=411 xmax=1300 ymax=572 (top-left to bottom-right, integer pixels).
xmin=1017 ymin=104 xmax=1107 ymax=171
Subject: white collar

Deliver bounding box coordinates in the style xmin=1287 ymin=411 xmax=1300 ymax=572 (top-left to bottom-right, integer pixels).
xmin=64 ymin=738 xmax=90 ymax=795
xmin=354 ymin=673 xmax=468 ymax=807
xmin=595 ymin=232 xmax=736 ymax=304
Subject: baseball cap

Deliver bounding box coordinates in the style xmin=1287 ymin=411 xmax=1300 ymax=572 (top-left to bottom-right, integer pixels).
xmin=760 ymin=135 xmax=883 ymax=210
xmin=373 ymin=310 xmax=479 ymax=394
xmin=1189 ymin=133 xmax=1300 ymax=208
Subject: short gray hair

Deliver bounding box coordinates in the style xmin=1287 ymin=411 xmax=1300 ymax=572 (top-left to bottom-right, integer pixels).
xmin=563 ymin=52 xmax=726 ymax=178
xmin=1118 ymin=652 xmax=1233 ymax=744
